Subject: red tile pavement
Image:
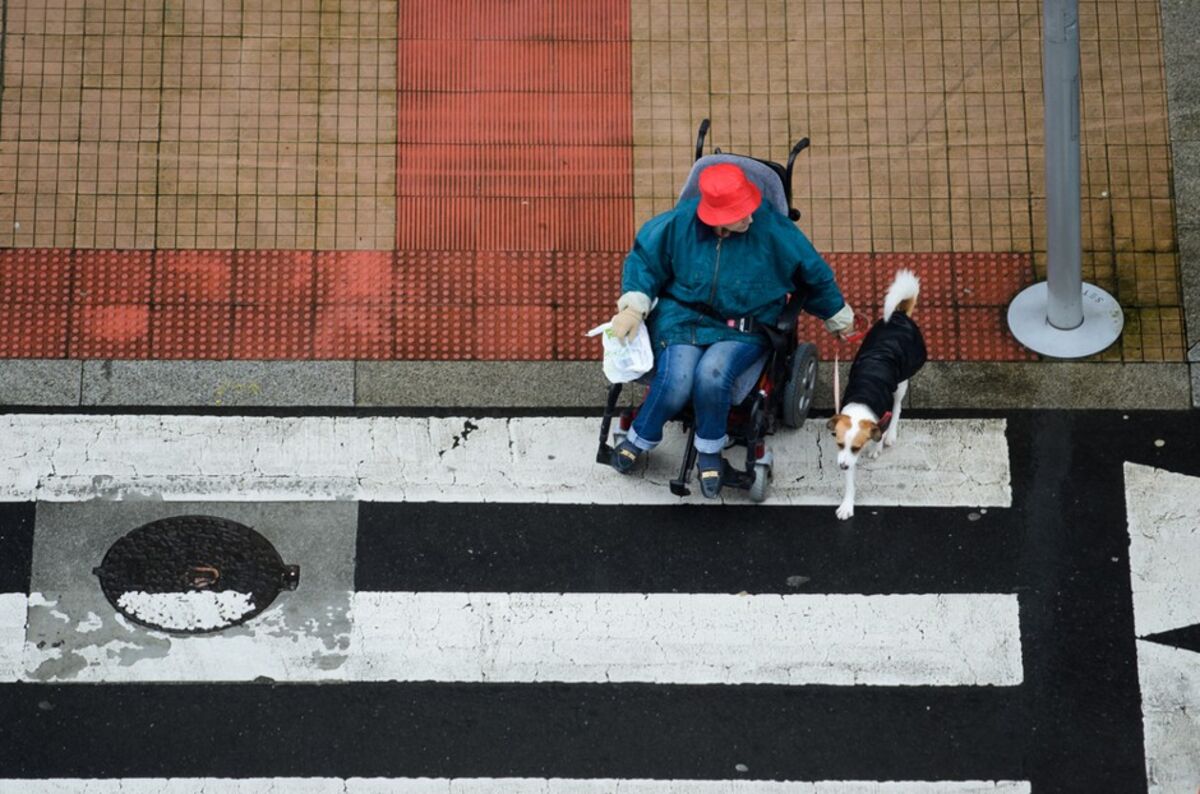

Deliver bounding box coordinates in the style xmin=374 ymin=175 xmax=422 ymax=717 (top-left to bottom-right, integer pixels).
xmin=0 ymin=246 xmax=1040 ymax=360
xmin=234 ymin=250 xmax=315 ymax=305
xmin=154 ymin=250 xmax=234 ymax=304
xmin=315 ymin=251 xmax=393 ymax=305
xmin=76 ymin=250 xmax=153 ymax=305
xmin=0 ymin=303 xmax=69 ymax=358
xmin=476 ymin=304 xmax=555 ymax=359
xmin=0 ymin=248 xmax=73 ymax=304
xmin=233 ymin=305 xmax=313 ymax=359
xmin=0 ymin=1 xmax=1044 ymax=364
xmin=395 ymin=303 xmax=475 ymax=360
xmin=958 ymin=306 xmax=1039 ymax=361
xmin=151 ymin=304 xmax=233 ymax=359
xmin=314 ymin=303 xmax=394 ymax=359
xmin=70 ymin=304 xmax=151 ymax=359
xmin=955 ymin=252 xmax=1035 ymax=306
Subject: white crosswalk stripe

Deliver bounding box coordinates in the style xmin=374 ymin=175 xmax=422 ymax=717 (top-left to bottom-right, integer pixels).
xmin=0 ymin=414 xmax=1011 ymax=506
xmin=8 ymin=591 xmax=1021 ymax=685
xmin=0 ymin=779 xmax=1034 ymax=793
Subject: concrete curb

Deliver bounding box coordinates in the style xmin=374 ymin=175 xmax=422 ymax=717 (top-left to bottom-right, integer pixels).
xmin=0 ymin=359 xmax=1192 ymax=410
xmin=1161 ymin=0 xmax=1200 ymax=406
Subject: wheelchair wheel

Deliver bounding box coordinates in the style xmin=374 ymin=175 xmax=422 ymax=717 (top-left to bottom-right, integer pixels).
xmin=781 ymin=342 xmax=818 ymax=429
xmin=749 ymin=462 xmax=770 ymax=503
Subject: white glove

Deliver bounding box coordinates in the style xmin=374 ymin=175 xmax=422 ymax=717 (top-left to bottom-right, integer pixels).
xmin=610 ymin=308 xmax=642 ymax=342
xmin=824 ymin=302 xmax=854 ymax=335
xmin=611 ymin=291 xmax=651 ymax=342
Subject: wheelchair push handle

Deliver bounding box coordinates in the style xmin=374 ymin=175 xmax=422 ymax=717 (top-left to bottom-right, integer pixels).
xmin=694 ymin=119 xmax=711 ymax=162
xmin=785 ymin=137 xmax=810 ymax=221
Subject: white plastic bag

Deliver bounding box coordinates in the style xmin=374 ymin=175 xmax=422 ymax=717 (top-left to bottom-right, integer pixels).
xmin=586 ymin=321 xmax=654 ymax=384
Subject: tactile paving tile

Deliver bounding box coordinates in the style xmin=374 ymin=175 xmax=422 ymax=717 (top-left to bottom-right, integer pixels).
xmin=232 ymin=305 xmax=313 ymax=359
xmin=315 ymin=251 xmax=394 ymax=305
xmin=553 ymin=304 xmax=608 ymax=360
xmin=395 ymin=304 xmax=475 ymax=360
xmin=314 ymin=304 xmax=393 ymax=360
xmin=395 ymin=197 xmax=478 ymax=250
xmin=0 ymin=248 xmax=73 ymax=304
xmin=555 ymin=94 xmax=632 ymax=146
xmin=553 ymin=251 xmax=623 ymax=306
xmin=70 ymin=304 xmax=151 ymax=359
xmin=555 ymin=146 xmax=633 ymax=199
xmin=75 ymin=250 xmax=153 ymax=305
xmin=559 ymin=198 xmax=634 ymax=251
xmin=397 ymin=145 xmax=478 ymax=197
xmin=151 ymin=304 xmax=233 ymax=359
xmin=824 ymin=252 xmax=875 ymax=309
xmin=553 ymin=42 xmax=631 ymax=92
xmin=476 ymin=199 xmax=558 ymax=251
xmin=396 ymin=250 xmax=475 ymax=305
xmin=554 ymin=0 xmax=629 ymax=39
xmin=956 ymin=307 xmax=1039 ymax=361
xmin=234 ymin=250 xmax=316 ymax=306
xmin=912 ymin=306 xmax=959 ymax=361
xmin=954 ymin=252 xmax=1034 ymax=306
xmin=477 ymin=147 xmax=560 ymax=198
xmin=475 ymin=304 xmax=554 ymax=360
xmin=396 ymin=39 xmax=473 ymax=92
xmin=876 ymin=252 xmax=955 ymax=307
xmin=474 ymin=251 xmax=554 ymax=305
xmin=154 ymin=250 xmax=234 ymax=304
xmin=473 ymin=41 xmax=556 ymax=92
xmin=0 ymin=303 xmax=69 ymax=358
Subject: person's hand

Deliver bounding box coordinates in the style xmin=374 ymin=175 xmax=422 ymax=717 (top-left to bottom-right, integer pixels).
xmin=824 ymin=302 xmax=854 ymax=335
xmin=611 ymin=291 xmax=651 ymax=343
xmin=610 ymin=308 xmax=642 ymax=342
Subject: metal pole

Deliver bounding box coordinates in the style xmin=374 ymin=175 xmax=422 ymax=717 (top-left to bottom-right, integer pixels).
xmin=1042 ymin=0 xmax=1083 ymax=330
xmin=1006 ymin=0 xmax=1123 ymax=358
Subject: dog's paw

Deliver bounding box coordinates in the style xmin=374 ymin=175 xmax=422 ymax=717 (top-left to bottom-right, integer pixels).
xmin=867 ymin=445 xmax=882 ymax=460
xmin=835 ymin=502 xmax=854 ymax=520
xmin=882 ymin=428 xmax=898 ymax=447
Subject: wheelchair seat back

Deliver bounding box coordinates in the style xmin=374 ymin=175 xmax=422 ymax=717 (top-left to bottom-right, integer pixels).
xmin=678 ymin=154 xmax=790 ymax=217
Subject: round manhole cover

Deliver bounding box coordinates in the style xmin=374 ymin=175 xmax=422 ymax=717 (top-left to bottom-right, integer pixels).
xmin=93 ymin=515 xmax=299 ymax=634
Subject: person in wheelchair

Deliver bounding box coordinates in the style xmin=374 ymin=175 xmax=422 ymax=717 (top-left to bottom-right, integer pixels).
xmin=607 ymin=162 xmax=854 ymax=498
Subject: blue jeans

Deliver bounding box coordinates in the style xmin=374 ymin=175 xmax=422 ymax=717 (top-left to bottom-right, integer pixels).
xmin=627 ymin=340 xmax=764 ymax=455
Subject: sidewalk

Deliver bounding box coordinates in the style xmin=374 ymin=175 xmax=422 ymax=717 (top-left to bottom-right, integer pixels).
xmin=0 ymin=0 xmax=1195 ymax=408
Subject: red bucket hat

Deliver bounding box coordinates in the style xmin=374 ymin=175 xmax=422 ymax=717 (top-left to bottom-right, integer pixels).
xmin=696 ymin=163 xmax=762 ymax=227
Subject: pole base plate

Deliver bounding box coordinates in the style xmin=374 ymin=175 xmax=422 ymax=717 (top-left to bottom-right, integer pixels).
xmin=1006 ymin=282 xmax=1124 ymax=358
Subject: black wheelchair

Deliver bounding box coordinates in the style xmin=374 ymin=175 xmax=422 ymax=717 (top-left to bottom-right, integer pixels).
xmin=595 ymin=120 xmax=820 ymax=502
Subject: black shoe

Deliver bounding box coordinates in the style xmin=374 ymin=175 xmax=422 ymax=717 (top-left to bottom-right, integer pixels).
xmin=610 ymin=439 xmax=644 ymax=474
xmin=697 ymin=452 xmax=724 ymax=499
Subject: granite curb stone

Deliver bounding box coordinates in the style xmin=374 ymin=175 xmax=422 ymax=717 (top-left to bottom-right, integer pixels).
xmin=910 ymin=362 xmax=1192 ymax=410
xmin=79 ymin=361 xmax=355 ymax=406
xmin=0 ymin=360 xmax=1192 ymax=410
xmin=0 ymin=360 xmax=82 ymax=405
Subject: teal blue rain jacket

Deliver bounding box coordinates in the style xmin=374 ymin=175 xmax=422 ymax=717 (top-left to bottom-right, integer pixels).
xmin=620 ymin=197 xmax=846 ymax=350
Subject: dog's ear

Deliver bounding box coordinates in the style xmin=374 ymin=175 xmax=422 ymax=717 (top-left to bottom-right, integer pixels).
xmin=826 ymin=415 xmax=842 ymax=431
xmin=868 ymin=422 xmax=882 ymax=441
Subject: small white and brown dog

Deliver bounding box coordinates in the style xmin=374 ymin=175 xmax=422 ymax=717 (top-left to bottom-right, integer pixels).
xmin=827 ymin=269 xmax=927 ymax=520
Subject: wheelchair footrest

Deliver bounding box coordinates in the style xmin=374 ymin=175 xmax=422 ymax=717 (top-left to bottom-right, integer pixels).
xmin=596 ymin=442 xmax=613 ymax=465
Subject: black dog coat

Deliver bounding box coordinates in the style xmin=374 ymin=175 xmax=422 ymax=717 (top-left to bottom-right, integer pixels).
xmin=841 ymin=313 xmax=927 ymax=418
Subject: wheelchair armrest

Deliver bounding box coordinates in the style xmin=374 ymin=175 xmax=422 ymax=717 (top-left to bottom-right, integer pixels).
xmin=775 ymin=295 xmax=804 ymax=333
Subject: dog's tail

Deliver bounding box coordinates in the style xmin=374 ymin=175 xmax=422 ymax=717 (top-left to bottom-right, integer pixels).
xmin=883 ymin=269 xmax=920 ymax=322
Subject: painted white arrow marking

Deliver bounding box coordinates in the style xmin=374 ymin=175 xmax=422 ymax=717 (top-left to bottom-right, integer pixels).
xmin=1125 ymin=462 xmax=1200 ymax=793
xmin=0 ymin=414 xmax=1011 ymax=506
